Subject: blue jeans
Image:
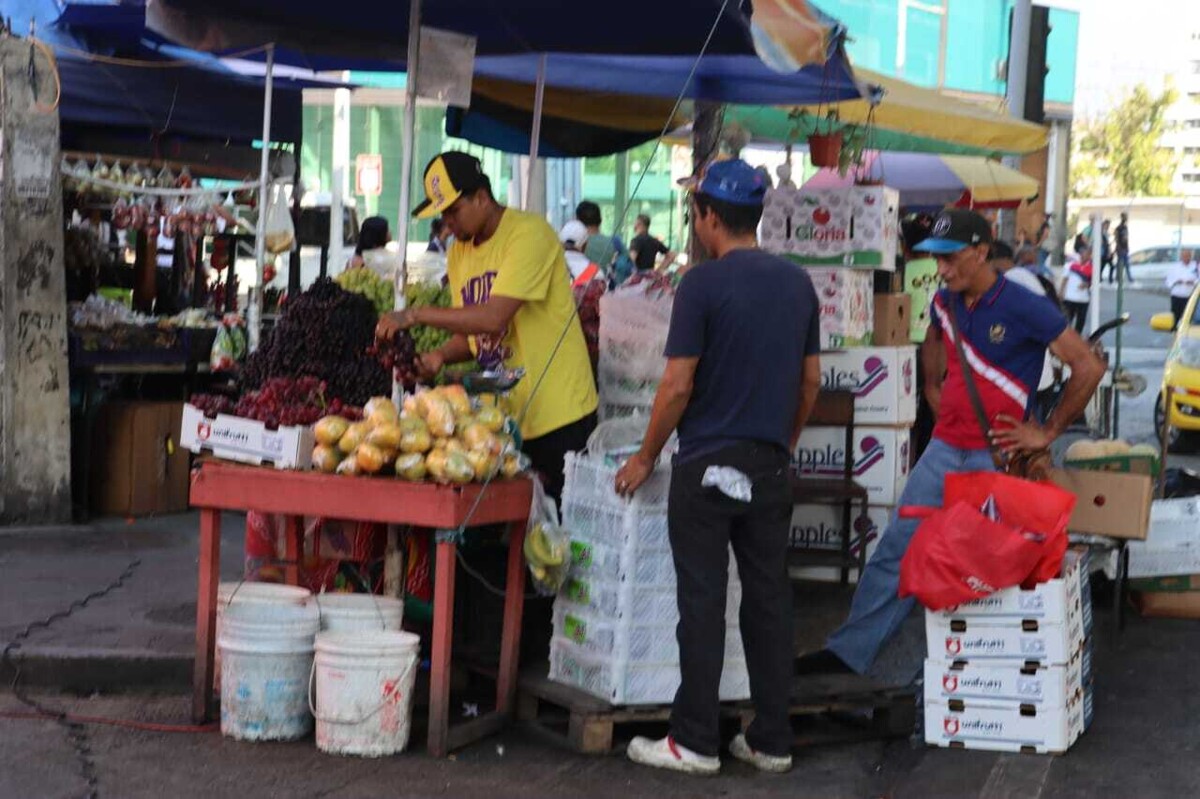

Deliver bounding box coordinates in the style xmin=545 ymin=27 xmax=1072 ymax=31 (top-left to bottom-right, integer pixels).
xmin=826 ymin=439 xmax=997 ymax=674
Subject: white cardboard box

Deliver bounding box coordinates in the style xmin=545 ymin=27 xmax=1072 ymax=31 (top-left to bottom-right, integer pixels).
xmin=819 ymin=347 xmax=918 ymax=426
xmin=925 ymin=610 xmax=1086 ymax=666
xmin=760 ymin=185 xmax=899 ymax=270
xmin=924 ymin=683 xmax=1094 ymax=754
xmin=180 ymin=403 xmax=314 ymax=470
xmin=1128 ymin=498 xmax=1200 ymax=578
xmin=787 ymin=504 xmax=890 ymax=583
xmin=806 ymin=267 xmax=874 ymax=349
xmin=923 ymin=643 xmax=1092 ymax=708
xmin=932 ymin=548 xmax=1091 ymax=628
xmin=794 ymin=426 xmax=911 ymax=506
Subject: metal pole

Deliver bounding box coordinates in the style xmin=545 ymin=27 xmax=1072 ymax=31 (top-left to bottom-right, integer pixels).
xmin=523 ymin=54 xmax=547 ymax=212
xmin=1000 ymin=0 xmax=1032 ymax=243
xmin=330 ymin=79 xmax=351 ymax=278
xmin=1090 ymin=210 xmax=1103 ymax=335
xmin=395 ymin=0 xmax=422 ymax=310
xmin=250 ymin=43 xmax=275 ymax=353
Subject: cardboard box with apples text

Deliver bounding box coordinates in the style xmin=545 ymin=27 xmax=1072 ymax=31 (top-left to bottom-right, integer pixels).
xmin=794 ymin=426 xmax=911 ymax=506
xmin=819 ymin=347 xmax=917 ymax=426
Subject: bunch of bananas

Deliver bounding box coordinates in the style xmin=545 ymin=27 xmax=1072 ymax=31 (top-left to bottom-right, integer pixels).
xmin=524 ymin=522 xmax=570 ymax=593
xmin=335 ymin=268 xmax=394 ymax=316
xmin=404 ymin=282 xmax=453 ymax=353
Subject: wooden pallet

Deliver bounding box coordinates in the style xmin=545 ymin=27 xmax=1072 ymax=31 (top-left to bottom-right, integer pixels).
xmin=516 ymin=669 xmax=916 ymax=755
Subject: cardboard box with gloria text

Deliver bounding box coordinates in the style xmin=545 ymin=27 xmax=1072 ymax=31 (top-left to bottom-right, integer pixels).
xmin=819 ymin=347 xmax=917 ymax=426
xmin=788 ymin=504 xmax=889 ymax=583
xmin=794 ymin=426 xmax=911 ymax=506
xmin=760 ymin=185 xmax=899 ymax=270
xmin=180 ymin=403 xmax=313 ymax=470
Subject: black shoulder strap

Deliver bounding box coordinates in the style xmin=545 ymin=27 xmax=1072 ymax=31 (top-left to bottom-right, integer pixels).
xmin=943 ymin=297 xmax=1007 ymax=471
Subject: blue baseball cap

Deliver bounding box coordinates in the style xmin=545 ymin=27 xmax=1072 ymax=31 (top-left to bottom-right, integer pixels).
xmin=914 ymin=209 xmax=993 ymax=254
xmin=681 ymin=158 xmax=768 ymax=206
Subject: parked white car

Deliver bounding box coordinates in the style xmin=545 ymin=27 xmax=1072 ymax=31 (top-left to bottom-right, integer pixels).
xmin=1127 ymin=245 xmax=1200 ymax=285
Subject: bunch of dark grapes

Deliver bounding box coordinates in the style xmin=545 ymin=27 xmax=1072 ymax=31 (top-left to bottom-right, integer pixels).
xmin=367 ymin=330 xmax=420 ymax=391
xmin=189 ymin=393 xmax=236 ymax=417
xmin=240 ymin=278 xmax=389 ymax=406
xmin=231 ymin=376 xmax=362 ymax=429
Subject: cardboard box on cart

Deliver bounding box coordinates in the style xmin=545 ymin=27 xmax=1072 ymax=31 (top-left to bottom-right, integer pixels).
xmin=1048 ymin=468 xmax=1153 ymax=540
xmin=805 ymin=267 xmax=875 ymax=350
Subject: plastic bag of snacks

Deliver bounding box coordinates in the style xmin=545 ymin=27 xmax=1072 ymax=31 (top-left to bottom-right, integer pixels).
xmin=263 ymin=182 xmax=295 ymax=254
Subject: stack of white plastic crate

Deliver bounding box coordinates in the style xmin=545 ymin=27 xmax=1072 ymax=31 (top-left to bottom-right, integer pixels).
xmin=549 ymin=452 xmax=750 ymax=705
xmin=923 ymin=547 xmax=1095 ymax=754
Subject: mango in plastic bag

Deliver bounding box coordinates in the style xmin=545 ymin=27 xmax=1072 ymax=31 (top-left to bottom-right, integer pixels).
xmin=424 ymin=396 xmax=456 ymax=438
xmin=474 ymin=405 xmax=506 ymax=434
xmin=399 ymin=426 xmax=433 ymax=454
xmin=437 ymin=384 xmax=472 ymax=417
xmin=312 ymin=444 xmax=343 ymax=473
xmin=444 ymin=451 xmax=475 ymax=484
xmin=461 ymin=423 xmax=497 ymax=453
xmin=367 ymin=423 xmax=403 ymax=450
xmin=338 ymin=422 xmax=370 ymax=454
xmin=313 ymin=415 xmax=350 ymax=446
xmin=394 ymin=453 xmax=427 ymax=481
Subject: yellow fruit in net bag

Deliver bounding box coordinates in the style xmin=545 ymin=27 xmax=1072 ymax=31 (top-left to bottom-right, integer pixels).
xmin=313 ymin=416 xmax=350 ymax=446
xmin=425 ymin=448 xmax=449 ymax=481
xmin=367 ymin=423 xmax=403 ymax=450
xmin=424 ymin=396 xmax=456 ymax=438
xmin=356 ymin=443 xmax=389 ymax=474
xmin=394 ymin=453 xmax=427 ymax=481
xmin=438 ymin=384 xmax=472 ymax=417
xmin=474 ymin=405 xmax=505 ymax=434
xmin=400 ymin=426 xmax=434 ymax=454
xmin=364 ymin=396 xmax=398 ymax=422
xmin=444 ymin=451 xmax=475 ymax=484
xmin=338 ymin=422 xmax=370 ymax=454
xmin=312 ymin=444 xmax=343 ymax=473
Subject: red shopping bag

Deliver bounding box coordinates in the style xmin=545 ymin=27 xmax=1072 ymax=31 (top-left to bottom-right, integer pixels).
xmin=899 ymin=472 xmax=1076 ymax=610
xmin=942 ymin=472 xmax=1075 ymax=585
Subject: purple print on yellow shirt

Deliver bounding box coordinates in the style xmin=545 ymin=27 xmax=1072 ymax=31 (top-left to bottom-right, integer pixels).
xmin=459 ymin=270 xmax=509 ymax=370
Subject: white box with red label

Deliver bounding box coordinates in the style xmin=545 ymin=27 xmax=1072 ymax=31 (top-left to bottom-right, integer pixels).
xmin=787 ymin=504 xmax=890 ymax=584
xmin=805 ymin=267 xmax=874 ymax=350
xmin=793 ymin=425 xmax=911 ymax=506
xmin=925 ymin=608 xmax=1087 ymax=667
xmin=930 ymin=548 xmax=1091 ymax=628
xmin=924 ymin=682 xmax=1094 ymax=754
xmin=923 ymin=642 xmax=1091 ymax=709
xmin=180 ymin=403 xmax=314 ymax=470
xmin=819 ymin=347 xmax=918 ymax=426
xmin=760 ymin=185 xmax=899 ymax=270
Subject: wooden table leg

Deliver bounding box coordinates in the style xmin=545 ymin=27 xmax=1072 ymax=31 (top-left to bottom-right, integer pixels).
xmin=193 ymin=508 xmax=221 ymax=724
xmin=428 ymin=536 xmax=457 ymax=758
xmin=283 ymin=515 xmax=302 ymax=586
xmin=496 ymin=521 xmax=528 ymax=715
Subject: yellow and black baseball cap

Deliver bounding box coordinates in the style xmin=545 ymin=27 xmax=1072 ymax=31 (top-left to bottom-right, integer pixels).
xmin=412 ymin=151 xmax=488 ymax=219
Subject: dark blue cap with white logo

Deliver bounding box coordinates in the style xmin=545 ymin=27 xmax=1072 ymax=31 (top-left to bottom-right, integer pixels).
xmin=687 ymin=158 xmax=768 ymax=207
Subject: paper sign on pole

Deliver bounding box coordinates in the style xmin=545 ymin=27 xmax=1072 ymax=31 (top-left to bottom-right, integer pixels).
xmin=415 ymin=27 xmax=476 ymax=108
xmin=355 ymin=154 xmax=383 ymax=197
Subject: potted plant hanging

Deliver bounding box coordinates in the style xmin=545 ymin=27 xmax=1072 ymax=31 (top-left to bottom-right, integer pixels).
xmin=807 ymin=109 xmax=843 ymax=169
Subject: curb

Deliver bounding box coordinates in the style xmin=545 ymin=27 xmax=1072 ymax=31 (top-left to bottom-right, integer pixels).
xmin=1 ymin=649 xmax=191 ymax=694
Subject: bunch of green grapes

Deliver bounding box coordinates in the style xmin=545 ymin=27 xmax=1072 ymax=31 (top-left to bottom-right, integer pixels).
xmin=404 ymin=281 xmax=453 ymax=353
xmin=335 ymin=268 xmax=394 ymax=316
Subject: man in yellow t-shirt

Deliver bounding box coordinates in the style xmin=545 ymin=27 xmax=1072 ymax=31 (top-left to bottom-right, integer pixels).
xmin=376 ymin=152 xmax=598 ymax=499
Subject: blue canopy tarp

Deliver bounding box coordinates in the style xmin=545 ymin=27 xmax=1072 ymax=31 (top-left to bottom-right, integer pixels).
xmin=5 ymin=0 xmax=304 ymax=145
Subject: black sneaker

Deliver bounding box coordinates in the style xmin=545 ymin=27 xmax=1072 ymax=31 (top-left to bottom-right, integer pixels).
xmin=794 ymin=648 xmax=854 ymax=676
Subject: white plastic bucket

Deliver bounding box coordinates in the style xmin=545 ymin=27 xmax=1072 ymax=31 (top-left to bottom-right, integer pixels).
xmin=311 ymin=630 xmax=421 ymax=757
xmin=218 ymin=601 xmax=320 ymax=742
xmin=214 ymin=582 xmax=311 ymax=693
xmin=313 ymin=593 xmax=404 ymax=633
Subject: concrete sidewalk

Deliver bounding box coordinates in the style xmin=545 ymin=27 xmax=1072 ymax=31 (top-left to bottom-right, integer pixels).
xmin=0 ymin=512 xmax=244 ymax=691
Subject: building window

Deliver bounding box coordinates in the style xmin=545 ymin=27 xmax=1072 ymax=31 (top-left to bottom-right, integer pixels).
xmin=1187 ymin=119 xmax=1200 ymax=129
xmin=1184 ymin=174 xmax=1200 ymax=183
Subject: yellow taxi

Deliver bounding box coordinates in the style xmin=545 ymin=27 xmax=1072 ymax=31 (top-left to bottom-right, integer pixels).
xmin=1153 ymin=293 xmax=1200 ymax=451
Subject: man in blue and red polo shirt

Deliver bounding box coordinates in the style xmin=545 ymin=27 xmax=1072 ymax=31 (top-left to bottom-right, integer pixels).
xmin=797 ymin=209 xmax=1105 ymax=677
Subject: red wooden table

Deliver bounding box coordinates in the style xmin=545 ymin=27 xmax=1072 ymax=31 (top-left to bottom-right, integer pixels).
xmin=189 ymin=460 xmax=533 ymax=758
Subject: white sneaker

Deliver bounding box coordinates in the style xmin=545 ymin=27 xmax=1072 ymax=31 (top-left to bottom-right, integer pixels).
xmin=627 ymin=735 xmax=720 ymax=775
xmin=729 ymin=733 xmax=793 ymax=773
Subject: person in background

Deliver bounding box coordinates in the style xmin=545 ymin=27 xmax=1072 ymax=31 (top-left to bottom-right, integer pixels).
xmin=1098 ymin=220 xmax=1114 ymax=284
xmin=630 ymin=213 xmax=678 ymax=273
xmin=1060 ymin=246 xmax=1093 ymax=334
xmin=1167 ymin=248 xmax=1198 ymax=329
xmin=795 ymin=209 xmax=1105 ymax=680
xmin=427 ymin=217 xmax=452 ymax=254
xmin=993 ymin=242 xmax=1063 ymax=421
xmin=559 ymin=220 xmax=603 ymax=286
xmin=615 ymin=159 xmax=821 ymax=775
xmin=576 ymin=200 xmax=634 ymax=285
xmin=1035 ymin=213 xmax=1053 ymax=273
xmin=347 ymin=215 xmax=400 ymax=280
xmin=901 ymin=213 xmax=937 ymax=458
xmin=1114 ymin=212 xmax=1134 ymax=286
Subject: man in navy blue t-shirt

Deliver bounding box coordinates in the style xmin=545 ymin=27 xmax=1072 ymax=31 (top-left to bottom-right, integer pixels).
xmin=796 ymin=209 xmax=1105 ymax=680
xmin=614 ymin=159 xmax=822 ymax=775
